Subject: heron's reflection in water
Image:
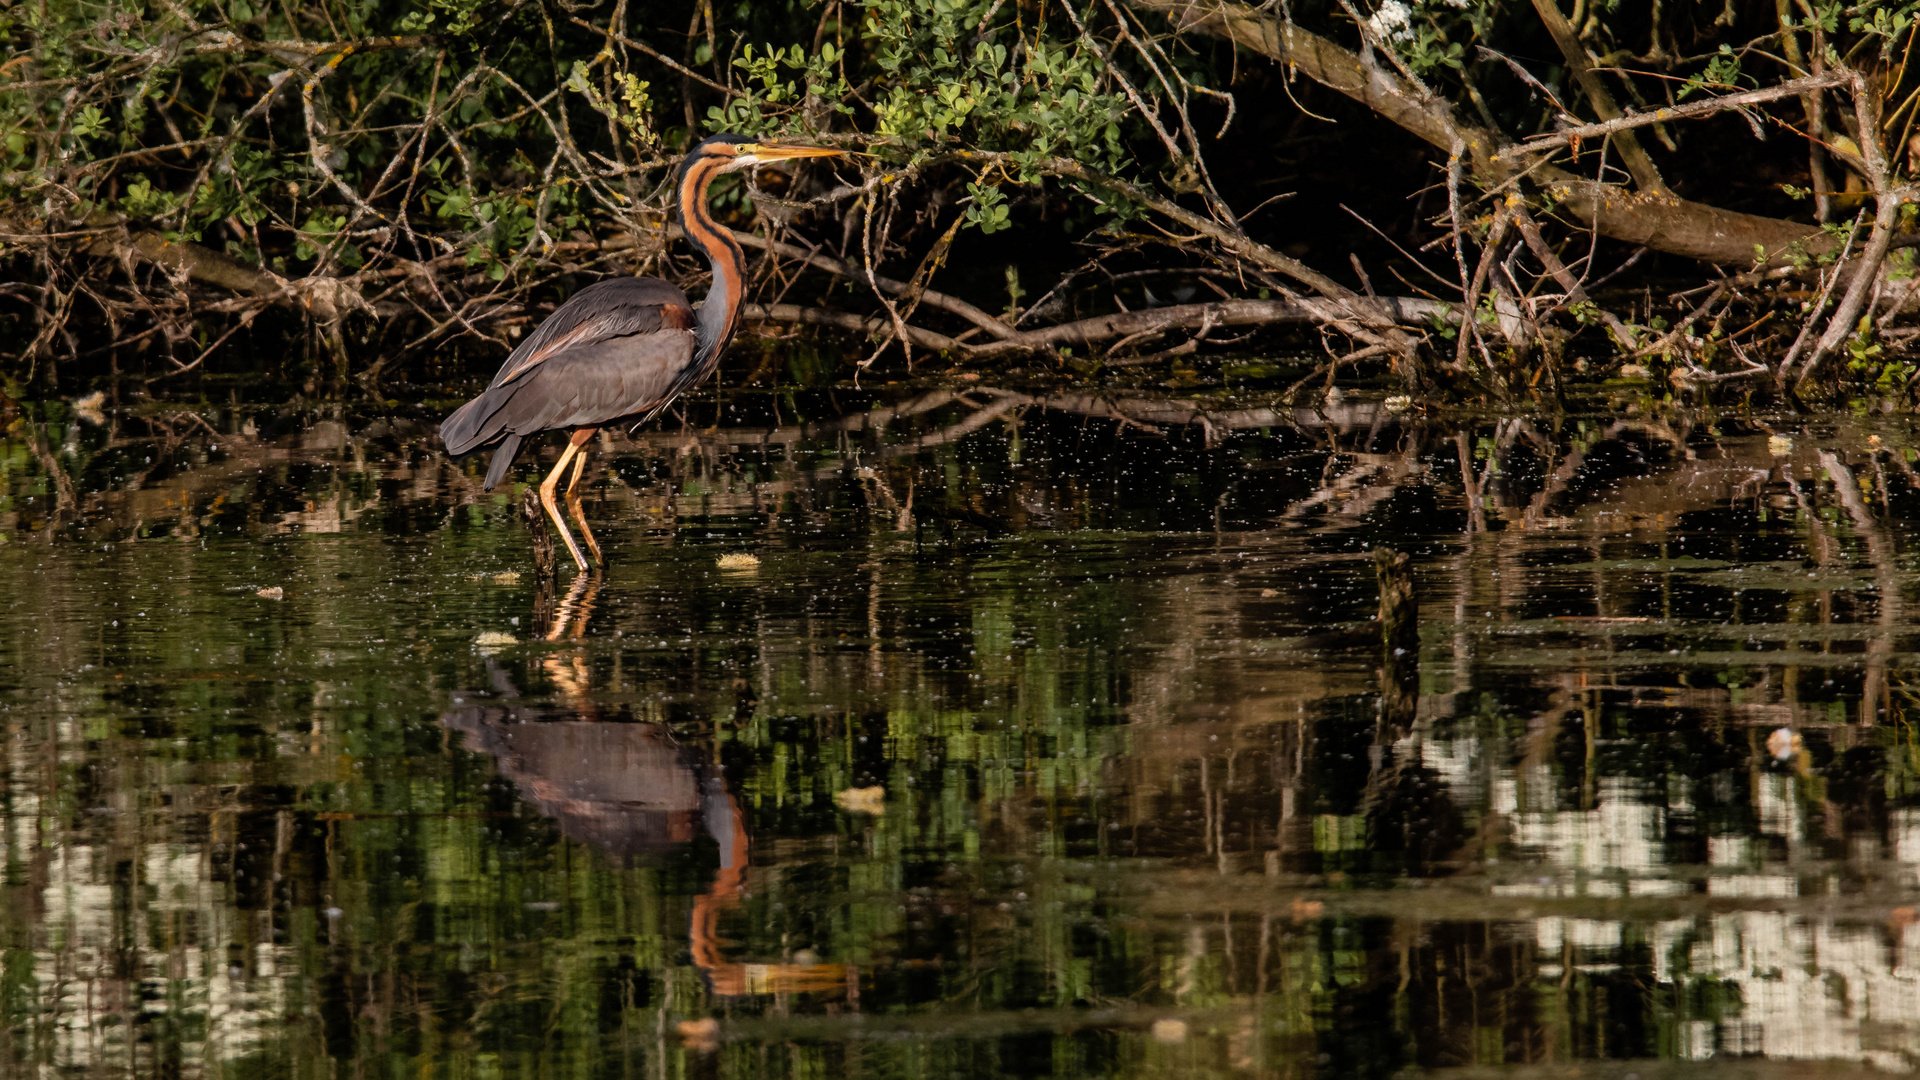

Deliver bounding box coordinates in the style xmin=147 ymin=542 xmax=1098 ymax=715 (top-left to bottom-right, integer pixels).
xmin=444 ymin=573 xmax=851 ymax=998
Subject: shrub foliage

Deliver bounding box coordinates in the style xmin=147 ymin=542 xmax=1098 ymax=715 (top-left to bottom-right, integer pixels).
xmin=8 ymin=0 xmax=1920 ymax=399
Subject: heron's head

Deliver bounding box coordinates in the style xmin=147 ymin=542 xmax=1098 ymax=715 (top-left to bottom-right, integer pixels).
xmin=685 ymin=132 xmax=846 ymax=176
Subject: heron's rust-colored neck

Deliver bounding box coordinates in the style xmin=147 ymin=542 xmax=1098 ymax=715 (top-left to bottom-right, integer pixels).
xmin=677 ymin=152 xmax=746 ymax=368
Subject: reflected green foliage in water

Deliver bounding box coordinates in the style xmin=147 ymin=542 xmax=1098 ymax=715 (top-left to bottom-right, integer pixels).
xmin=3 ymin=391 xmax=1920 ymax=1078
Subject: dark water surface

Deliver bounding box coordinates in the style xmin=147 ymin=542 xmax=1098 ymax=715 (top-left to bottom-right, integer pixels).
xmin=4 ymin=388 xmax=1920 ymax=1078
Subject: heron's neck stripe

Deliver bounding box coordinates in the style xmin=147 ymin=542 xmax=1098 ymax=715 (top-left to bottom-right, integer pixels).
xmin=682 ymin=154 xmax=745 ymax=361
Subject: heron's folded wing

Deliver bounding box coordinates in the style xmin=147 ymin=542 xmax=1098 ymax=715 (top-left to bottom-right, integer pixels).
xmin=490 ymin=278 xmax=693 ymax=389
xmin=478 ymin=329 xmax=699 ymax=436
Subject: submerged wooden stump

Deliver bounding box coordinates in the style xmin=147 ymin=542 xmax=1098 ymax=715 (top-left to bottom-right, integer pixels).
xmin=524 ymin=487 xmax=559 ymax=634
xmin=522 ymin=487 xmax=558 ymax=578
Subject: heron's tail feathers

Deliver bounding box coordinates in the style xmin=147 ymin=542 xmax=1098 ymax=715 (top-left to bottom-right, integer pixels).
xmin=483 ymin=433 xmax=524 ymax=490
xmin=442 ymin=389 xmax=526 ymax=490
xmin=440 ymin=390 xmax=505 ymax=456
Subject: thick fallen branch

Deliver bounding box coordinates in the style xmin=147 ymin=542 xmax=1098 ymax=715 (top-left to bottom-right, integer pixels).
xmin=963 ymin=296 xmax=1447 ymax=359
xmin=740 ymin=303 xmax=964 ymax=352
xmin=1134 ymin=0 xmax=1829 ymax=267
xmin=73 ymin=222 xmax=370 ymax=321
xmin=741 ymin=295 xmax=1451 ymax=358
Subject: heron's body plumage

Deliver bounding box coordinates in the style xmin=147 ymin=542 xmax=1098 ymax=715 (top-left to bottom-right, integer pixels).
xmin=439 ymin=277 xmax=697 ymax=485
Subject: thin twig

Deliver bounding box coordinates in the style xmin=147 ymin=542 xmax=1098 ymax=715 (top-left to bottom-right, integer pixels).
xmin=1503 ymin=72 xmax=1848 ymax=155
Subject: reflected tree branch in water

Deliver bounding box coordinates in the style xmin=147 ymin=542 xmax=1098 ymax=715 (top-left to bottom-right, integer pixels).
xmin=16 ymin=398 xmax=1920 ymax=1072
xmin=24 ymin=396 xmax=1893 ymax=587
xmin=1782 ymin=450 xmax=1840 ymax=719
xmin=1278 ymin=459 xmax=1378 ymax=526
xmin=1518 ymin=420 xmax=1670 ymax=528
xmin=1820 ymin=449 xmax=1900 ymax=725
xmin=627 ymin=390 xmax=1402 ymax=465
xmin=1375 ymin=548 xmax=1419 ymax=729
xmin=1455 ymin=431 xmax=1486 ymax=535
xmin=16 ymin=419 xmax=76 ymax=522
xmin=877 ymin=390 xmax=1030 ymax=459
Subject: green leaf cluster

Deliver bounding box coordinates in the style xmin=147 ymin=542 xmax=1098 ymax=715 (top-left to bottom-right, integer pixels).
xmin=862 ymin=0 xmax=1127 ymax=175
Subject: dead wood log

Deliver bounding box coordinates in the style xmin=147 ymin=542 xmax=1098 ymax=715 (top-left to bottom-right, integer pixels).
xmin=1791 ymin=195 xmax=1904 ymax=390
xmin=739 ymin=303 xmax=966 ymax=352
xmin=0 ymin=211 xmax=375 ymax=323
xmin=741 ymin=295 xmax=1452 ymax=358
xmin=1134 ymin=0 xmax=1830 ymax=267
xmin=957 ymin=296 xmax=1448 ymax=359
xmin=111 ymin=231 xmax=371 ymax=322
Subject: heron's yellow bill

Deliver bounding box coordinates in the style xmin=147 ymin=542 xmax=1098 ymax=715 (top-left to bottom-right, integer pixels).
xmin=742 ymin=143 xmax=848 ymax=160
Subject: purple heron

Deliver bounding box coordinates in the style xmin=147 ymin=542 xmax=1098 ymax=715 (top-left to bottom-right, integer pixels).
xmin=441 ymin=134 xmax=844 ymax=570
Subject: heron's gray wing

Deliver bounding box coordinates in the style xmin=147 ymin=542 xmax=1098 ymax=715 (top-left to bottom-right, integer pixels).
xmin=442 ymin=279 xmax=693 ymax=460
xmin=470 ymin=328 xmax=699 ymax=438
xmin=489 ymin=277 xmax=692 ymax=389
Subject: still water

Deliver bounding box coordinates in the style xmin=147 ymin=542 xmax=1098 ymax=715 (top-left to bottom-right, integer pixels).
xmin=2 ymin=387 xmax=1918 ymax=1078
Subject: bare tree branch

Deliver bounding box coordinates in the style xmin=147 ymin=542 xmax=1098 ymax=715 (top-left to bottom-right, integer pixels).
xmin=1132 ymin=0 xmax=1831 ymax=267
xmin=1508 ymin=73 xmax=1848 ymax=152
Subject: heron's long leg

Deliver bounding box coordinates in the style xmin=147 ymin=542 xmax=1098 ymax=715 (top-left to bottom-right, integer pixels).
xmin=538 ymin=439 xmax=589 ymax=572
xmin=562 ymin=427 xmax=602 ymax=567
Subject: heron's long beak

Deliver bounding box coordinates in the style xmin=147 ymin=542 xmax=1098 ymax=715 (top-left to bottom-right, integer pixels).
xmin=743 ymin=143 xmax=846 ymax=160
